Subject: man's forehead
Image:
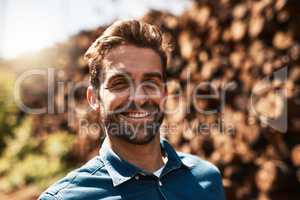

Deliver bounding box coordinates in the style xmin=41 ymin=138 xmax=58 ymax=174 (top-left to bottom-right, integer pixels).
xmin=101 ymin=44 xmax=163 ymax=78
xmin=103 ymin=64 xmax=163 ymax=79
xmin=103 ymin=44 xmax=162 ymax=67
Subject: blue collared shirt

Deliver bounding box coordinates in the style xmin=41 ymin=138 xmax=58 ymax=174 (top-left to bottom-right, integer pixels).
xmin=39 ymin=138 xmax=225 ymax=200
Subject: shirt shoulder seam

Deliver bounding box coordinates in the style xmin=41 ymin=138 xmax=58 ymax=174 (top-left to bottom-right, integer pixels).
xmin=60 ymin=159 xmax=105 ymax=191
xmin=50 ymin=158 xmax=105 ymax=196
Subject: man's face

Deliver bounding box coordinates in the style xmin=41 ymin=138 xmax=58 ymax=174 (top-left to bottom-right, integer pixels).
xmin=97 ymin=44 xmax=166 ymax=145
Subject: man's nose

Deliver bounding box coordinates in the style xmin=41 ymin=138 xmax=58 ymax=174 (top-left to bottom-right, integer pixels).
xmin=130 ymin=85 xmax=149 ymax=107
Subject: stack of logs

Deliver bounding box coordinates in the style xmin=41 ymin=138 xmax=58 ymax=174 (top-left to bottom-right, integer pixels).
xmin=22 ymin=0 xmax=300 ymax=199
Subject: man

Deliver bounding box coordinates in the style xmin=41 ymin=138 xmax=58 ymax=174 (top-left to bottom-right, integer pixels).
xmin=39 ymin=20 xmax=225 ymax=200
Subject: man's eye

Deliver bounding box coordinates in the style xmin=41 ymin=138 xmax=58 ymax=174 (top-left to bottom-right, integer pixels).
xmin=108 ymin=81 xmax=129 ymax=91
xmin=143 ymin=80 xmax=162 ymax=90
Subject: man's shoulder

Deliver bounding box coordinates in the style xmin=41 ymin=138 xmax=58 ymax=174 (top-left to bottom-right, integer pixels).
xmin=177 ymin=151 xmax=225 ymax=199
xmin=38 ymin=156 xmax=105 ymax=200
xmin=177 ymin=151 xmax=222 ymax=180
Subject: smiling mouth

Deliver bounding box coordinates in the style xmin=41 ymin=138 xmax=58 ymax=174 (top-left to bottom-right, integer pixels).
xmin=119 ymin=110 xmax=156 ymax=123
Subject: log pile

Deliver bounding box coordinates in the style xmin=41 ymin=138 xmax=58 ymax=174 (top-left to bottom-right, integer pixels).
xmin=21 ymin=0 xmax=300 ymax=199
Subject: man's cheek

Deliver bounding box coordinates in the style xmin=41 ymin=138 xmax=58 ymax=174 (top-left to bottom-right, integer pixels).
xmin=156 ymin=96 xmax=166 ymax=112
xmin=107 ymin=95 xmax=130 ymax=114
xmin=153 ymin=89 xmax=166 ymax=107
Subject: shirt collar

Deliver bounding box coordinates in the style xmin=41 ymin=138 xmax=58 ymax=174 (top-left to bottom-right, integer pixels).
xmin=99 ymin=137 xmax=188 ymax=187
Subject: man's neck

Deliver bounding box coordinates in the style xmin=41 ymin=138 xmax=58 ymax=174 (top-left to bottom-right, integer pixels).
xmin=106 ymin=134 xmax=165 ymax=173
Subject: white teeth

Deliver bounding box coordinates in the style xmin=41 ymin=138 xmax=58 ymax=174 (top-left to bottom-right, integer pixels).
xmin=124 ymin=112 xmax=151 ymax=118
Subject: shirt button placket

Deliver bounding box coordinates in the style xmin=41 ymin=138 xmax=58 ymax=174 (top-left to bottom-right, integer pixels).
xmin=157 ymin=179 xmax=167 ymax=200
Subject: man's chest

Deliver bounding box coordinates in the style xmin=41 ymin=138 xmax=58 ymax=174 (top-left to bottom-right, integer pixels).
xmin=63 ymin=171 xmax=218 ymax=200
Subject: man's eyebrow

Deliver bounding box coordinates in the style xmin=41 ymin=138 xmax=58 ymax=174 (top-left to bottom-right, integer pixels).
xmin=107 ymin=71 xmax=132 ymax=81
xmin=143 ymin=72 xmax=163 ymax=80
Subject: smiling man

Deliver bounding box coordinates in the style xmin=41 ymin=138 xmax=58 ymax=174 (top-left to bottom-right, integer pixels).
xmin=39 ymin=20 xmax=225 ymax=200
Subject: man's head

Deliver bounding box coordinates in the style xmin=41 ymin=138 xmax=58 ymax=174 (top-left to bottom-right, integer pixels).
xmin=85 ymin=20 xmax=170 ymax=145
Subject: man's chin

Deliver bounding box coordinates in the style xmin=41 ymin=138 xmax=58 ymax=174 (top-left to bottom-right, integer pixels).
xmin=105 ymin=112 xmax=164 ymax=145
xmin=117 ymin=130 xmax=157 ymax=145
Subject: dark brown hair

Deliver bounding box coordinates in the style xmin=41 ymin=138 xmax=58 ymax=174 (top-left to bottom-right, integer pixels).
xmin=84 ymin=20 xmax=170 ymax=92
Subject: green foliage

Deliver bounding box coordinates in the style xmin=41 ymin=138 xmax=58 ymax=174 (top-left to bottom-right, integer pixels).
xmin=0 ymin=117 xmax=76 ymax=192
xmin=0 ymin=69 xmax=76 ymax=193
xmin=43 ymin=131 xmax=75 ymax=158
xmin=0 ymin=70 xmax=20 ymax=153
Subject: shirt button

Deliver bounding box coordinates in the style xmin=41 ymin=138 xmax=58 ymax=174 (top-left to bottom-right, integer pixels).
xmin=158 ymin=180 xmax=162 ymax=186
xmin=135 ymin=175 xmax=140 ymax=180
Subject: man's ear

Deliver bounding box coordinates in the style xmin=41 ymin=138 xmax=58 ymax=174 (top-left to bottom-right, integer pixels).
xmin=87 ymin=86 xmax=100 ymax=112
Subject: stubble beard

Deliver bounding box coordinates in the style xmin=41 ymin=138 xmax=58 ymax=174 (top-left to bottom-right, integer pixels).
xmin=100 ymin=103 xmax=164 ymax=145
